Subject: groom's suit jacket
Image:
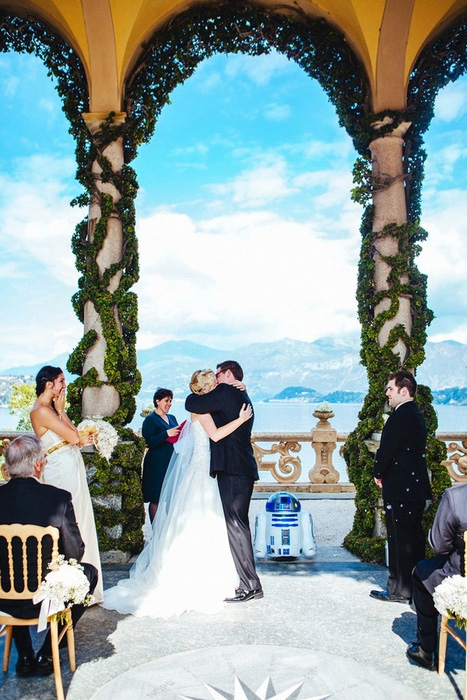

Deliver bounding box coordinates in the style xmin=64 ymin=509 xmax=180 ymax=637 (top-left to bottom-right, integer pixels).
xmin=185 ymin=383 xmax=258 ymax=480
xmin=0 ymin=477 xmax=85 ymax=617
xmin=373 ymin=400 xmax=431 ymax=503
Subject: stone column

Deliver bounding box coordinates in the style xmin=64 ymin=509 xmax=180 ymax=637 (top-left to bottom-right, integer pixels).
xmin=369 ymin=119 xmax=412 ymax=363
xmin=81 ymin=111 xmax=126 ymax=418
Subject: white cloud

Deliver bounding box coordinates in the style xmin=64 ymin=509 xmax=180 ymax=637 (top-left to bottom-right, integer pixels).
xmin=264 ymin=103 xmax=291 ymax=121
xmin=434 ymin=83 xmax=467 ymax=122
xmin=38 ymin=97 xmax=59 ymax=119
xmin=303 ymin=139 xmax=355 ymax=161
xmin=0 ymin=261 xmax=25 ymax=279
xmin=224 ymin=52 xmax=293 ymax=86
xmin=0 ymin=154 xmax=83 ymax=287
xmin=207 ymin=156 xmax=298 ymax=208
xmin=135 ymin=206 xmax=361 ymax=351
xmin=420 ymin=188 xmax=466 ymax=290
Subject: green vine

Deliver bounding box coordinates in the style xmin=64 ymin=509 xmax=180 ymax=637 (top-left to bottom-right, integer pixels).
xmin=343 ymin=14 xmax=467 ymax=562
xmin=123 ymin=1 xmax=369 ymax=160
xmin=68 ymin=116 xmax=142 ymax=427
xmin=2 ymin=5 xmax=466 ymax=561
xmin=0 ymin=12 xmax=144 ymax=553
xmin=82 ymin=428 xmax=146 ymax=553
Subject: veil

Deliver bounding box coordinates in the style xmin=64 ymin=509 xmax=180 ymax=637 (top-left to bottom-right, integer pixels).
xmin=129 ymin=419 xmax=194 ymax=580
xmin=101 ymin=415 xmax=239 ymax=617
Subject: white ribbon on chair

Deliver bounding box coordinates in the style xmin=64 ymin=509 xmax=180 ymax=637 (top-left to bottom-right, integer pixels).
xmin=32 ymin=592 xmax=66 ymax=632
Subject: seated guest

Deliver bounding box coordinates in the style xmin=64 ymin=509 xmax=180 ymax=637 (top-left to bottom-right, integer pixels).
xmin=407 ymin=482 xmax=467 ymax=670
xmin=0 ymin=435 xmax=98 ymax=678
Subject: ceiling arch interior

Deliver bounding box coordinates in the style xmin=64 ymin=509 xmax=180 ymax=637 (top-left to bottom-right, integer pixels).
xmin=0 ymin=0 xmax=465 ymax=112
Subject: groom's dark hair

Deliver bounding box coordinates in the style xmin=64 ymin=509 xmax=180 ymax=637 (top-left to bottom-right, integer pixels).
xmin=217 ymin=360 xmax=243 ymax=381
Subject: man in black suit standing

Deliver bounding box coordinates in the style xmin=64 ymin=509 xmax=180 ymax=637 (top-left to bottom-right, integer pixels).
xmin=370 ymin=369 xmax=431 ymax=604
xmin=185 ymin=360 xmax=262 ymax=602
xmin=0 ymin=435 xmax=97 ymax=677
xmin=406 ymin=482 xmax=467 ymax=669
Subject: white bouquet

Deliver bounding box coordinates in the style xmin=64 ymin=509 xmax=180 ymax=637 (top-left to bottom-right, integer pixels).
xmin=33 ymin=555 xmax=94 ymax=631
xmin=77 ymin=418 xmax=118 ymax=460
xmin=433 ymin=575 xmax=467 ymax=629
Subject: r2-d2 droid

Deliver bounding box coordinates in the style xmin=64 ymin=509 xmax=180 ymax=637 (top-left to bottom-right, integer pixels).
xmin=254 ymin=492 xmax=316 ymax=559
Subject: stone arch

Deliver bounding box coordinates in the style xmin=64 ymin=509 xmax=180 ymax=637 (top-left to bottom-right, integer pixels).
xmin=123 ymin=2 xmax=370 ymax=160
xmin=1 ymin=5 xmax=467 ymax=559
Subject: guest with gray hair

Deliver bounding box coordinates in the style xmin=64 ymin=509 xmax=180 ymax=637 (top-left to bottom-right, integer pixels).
xmin=0 ymin=435 xmax=97 ymax=678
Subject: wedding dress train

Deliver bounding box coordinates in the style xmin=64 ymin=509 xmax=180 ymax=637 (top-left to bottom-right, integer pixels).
xmin=101 ymin=420 xmax=238 ymax=618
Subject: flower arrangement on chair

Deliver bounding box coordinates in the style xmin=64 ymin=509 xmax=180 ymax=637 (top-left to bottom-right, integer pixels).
xmin=433 ymin=575 xmax=467 ymax=629
xmin=33 ymin=555 xmax=94 ymax=631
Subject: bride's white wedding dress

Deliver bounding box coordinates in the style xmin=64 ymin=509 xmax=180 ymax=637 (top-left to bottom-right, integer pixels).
xmin=40 ymin=428 xmax=104 ymax=603
xmin=101 ymin=419 xmax=238 ymax=618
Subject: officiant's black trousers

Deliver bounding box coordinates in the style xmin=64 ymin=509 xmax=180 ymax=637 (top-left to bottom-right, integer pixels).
xmin=385 ymin=500 xmax=426 ymax=599
xmin=217 ymin=473 xmax=261 ymax=592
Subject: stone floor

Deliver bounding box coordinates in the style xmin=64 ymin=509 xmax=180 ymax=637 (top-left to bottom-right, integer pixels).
xmin=1 ymin=496 xmax=465 ymax=699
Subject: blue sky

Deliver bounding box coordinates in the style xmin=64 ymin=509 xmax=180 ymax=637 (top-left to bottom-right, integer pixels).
xmin=0 ymin=50 xmax=466 ymax=370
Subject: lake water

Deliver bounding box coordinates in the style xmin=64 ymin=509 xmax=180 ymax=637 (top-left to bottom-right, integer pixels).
xmin=2 ymin=401 xmax=465 ymax=483
xmin=1 ymin=401 xmax=466 ymax=433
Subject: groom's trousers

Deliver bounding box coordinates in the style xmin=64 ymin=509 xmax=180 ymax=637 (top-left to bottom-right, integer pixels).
xmin=217 ymin=472 xmax=261 ymax=592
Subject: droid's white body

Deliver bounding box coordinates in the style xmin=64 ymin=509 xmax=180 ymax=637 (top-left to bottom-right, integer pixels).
xmin=254 ymin=492 xmax=316 ymax=559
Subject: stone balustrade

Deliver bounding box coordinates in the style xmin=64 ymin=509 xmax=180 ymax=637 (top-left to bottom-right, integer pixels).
xmin=1 ymin=422 xmax=466 ymax=491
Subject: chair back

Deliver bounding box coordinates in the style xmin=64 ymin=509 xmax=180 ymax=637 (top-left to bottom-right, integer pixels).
xmin=0 ymin=524 xmax=59 ymax=600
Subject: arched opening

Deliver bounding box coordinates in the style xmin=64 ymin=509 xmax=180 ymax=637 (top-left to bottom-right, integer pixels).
xmin=132 ymin=49 xmax=362 ymax=356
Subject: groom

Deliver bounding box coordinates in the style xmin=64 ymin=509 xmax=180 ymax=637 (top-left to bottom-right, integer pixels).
xmin=185 ymin=360 xmax=262 ymax=602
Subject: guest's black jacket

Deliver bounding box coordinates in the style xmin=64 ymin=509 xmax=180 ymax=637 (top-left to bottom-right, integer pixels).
xmin=423 ymin=483 xmax=467 ymax=593
xmin=373 ymin=400 xmax=432 ymax=502
xmin=0 ymin=477 xmax=84 ymax=616
xmin=185 ymin=383 xmax=258 ymax=479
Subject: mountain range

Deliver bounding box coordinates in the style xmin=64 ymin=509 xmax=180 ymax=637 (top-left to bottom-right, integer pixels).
xmin=1 ymin=336 xmax=466 ymax=403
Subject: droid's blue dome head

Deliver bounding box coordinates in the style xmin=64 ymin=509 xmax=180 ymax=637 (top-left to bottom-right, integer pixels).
xmin=266 ymin=492 xmax=301 ymax=512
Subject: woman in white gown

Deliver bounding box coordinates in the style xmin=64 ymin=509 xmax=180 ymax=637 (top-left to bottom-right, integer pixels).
xmin=101 ymin=369 xmax=252 ymax=618
xmin=30 ymin=366 xmax=104 ymax=604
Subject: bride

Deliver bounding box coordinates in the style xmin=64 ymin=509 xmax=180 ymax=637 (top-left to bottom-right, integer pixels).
xmin=101 ymin=369 xmax=252 ymax=618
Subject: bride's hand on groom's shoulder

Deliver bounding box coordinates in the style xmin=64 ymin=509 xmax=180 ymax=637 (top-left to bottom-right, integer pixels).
xmin=239 ymin=403 xmax=253 ymax=422
xmin=232 ymin=380 xmax=247 ymax=392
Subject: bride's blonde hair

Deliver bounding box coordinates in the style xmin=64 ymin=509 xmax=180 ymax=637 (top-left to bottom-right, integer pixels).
xmin=190 ymin=369 xmax=216 ymax=395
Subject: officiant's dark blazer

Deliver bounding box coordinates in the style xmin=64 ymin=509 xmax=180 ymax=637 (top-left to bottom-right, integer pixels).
xmin=185 ymin=383 xmax=258 ymax=480
xmin=419 ymin=483 xmax=467 ymax=595
xmin=373 ymin=400 xmax=432 ymax=503
xmin=0 ymin=477 xmax=85 ymax=617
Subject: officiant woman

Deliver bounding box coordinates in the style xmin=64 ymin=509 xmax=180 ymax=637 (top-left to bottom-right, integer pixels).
xmin=142 ymin=388 xmax=180 ymax=522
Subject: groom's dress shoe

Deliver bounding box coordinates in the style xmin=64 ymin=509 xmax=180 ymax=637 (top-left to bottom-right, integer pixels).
xmin=369 ymin=589 xmax=411 ymax=604
xmin=225 ymin=588 xmax=264 ymax=602
xmin=406 ymin=642 xmax=436 ymax=671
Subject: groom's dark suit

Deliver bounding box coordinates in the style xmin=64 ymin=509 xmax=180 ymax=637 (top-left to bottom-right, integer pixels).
xmin=373 ymin=400 xmax=431 ymax=598
xmin=0 ymin=477 xmax=97 ymax=657
xmin=185 ymin=383 xmax=261 ymax=592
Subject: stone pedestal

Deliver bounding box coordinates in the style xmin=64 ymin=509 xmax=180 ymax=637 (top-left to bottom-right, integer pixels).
xmin=309 ymin=405 xmax=340 ymax=484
